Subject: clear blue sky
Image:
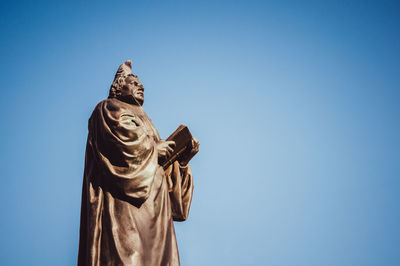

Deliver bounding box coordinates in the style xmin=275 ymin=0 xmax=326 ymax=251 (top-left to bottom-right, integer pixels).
xmin=0 ymin=1 xmax=399 ymax=265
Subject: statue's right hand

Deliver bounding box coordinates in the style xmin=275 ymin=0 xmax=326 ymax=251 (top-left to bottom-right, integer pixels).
xmin=157 ymin=140 xmax=175 ymax=159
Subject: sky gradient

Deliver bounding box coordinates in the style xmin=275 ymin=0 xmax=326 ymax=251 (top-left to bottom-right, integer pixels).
xmin=0 ymin=1 xmax=399 ymax=265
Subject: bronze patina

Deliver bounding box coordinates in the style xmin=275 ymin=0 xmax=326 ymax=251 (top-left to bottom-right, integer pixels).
xmin=78 ymin=60 xmax=199 ymax=266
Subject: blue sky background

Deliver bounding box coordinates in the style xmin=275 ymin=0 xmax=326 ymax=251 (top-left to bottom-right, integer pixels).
xmin=0 ymin=0 xmax=399 ymax=265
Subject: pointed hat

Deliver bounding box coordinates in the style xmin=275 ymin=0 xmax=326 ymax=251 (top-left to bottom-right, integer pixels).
xmin=114 ymin=60 xmax=132 ymax=81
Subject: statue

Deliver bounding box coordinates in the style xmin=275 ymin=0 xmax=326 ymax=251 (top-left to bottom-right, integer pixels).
xmin=78 ymin=60 xmax=199 ymax=266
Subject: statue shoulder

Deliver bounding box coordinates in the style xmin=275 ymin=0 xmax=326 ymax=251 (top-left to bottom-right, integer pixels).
xmin=92 ymin=98 xmax=125 ymax=115
xmin=88 ymin=98 xmax=119 ymax=124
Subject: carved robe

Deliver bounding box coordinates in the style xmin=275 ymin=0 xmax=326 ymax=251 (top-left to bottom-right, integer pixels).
xmin=78 ymin=98 xmax=194 ymax=266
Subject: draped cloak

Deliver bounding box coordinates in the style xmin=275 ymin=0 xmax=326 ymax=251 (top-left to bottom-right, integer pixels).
xmin=78 ymin=98 xmax=194 ymax=266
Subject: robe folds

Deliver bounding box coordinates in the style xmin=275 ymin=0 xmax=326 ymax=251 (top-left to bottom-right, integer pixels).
xmin=78 ymin=98 xmax=194 ymax=266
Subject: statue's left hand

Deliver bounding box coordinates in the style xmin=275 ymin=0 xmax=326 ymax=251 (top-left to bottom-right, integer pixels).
xmin=179 ymin=137 xmax=200 ymax=166
xmin=191 ymin=137 xmax=200 ymax=153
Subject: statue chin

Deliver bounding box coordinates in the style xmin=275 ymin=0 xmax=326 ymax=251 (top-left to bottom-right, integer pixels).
xmin=118 ymin=95 xmax=143 ymax=106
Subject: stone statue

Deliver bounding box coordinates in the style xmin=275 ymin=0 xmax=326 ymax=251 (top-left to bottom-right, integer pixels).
xmin=78 ymin=60 xmax=199 ymax=266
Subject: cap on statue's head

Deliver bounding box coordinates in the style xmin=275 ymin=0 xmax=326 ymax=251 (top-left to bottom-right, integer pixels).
xmin=114 ymin=60 xmax=133 ymax=80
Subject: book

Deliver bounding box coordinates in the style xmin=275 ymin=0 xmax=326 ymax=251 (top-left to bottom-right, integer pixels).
xmin=160 ymin=124 xmax=199 ymax=170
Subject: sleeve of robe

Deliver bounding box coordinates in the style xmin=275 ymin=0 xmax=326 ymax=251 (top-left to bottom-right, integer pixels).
xmin=88 ymin=99 xmax=159 ymax=205
xmin=164 ymin=161 xmax=194 ymax=221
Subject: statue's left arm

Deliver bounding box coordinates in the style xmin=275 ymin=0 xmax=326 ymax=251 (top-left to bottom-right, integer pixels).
xmin=164 ymin=161 xmax=194 ymax=221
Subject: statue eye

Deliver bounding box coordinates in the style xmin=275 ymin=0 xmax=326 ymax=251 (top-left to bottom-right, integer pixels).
xmin=134 ymin=81 xmax=139 ymax=86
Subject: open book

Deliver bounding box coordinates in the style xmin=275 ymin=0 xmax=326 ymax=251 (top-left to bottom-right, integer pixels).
xmin=160 ymin=125 xmax=199 ymax=170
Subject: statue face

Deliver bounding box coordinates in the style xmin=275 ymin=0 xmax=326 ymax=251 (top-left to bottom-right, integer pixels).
xmin=120 ymin=75 xmax=145 ymax=105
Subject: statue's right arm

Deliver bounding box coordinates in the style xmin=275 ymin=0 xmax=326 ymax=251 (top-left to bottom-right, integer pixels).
xmin=89 ymin=100 xmax=158 ymax=204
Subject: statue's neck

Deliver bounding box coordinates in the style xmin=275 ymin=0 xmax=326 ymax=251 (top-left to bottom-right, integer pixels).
xmin=117 ymin=95 xmax=143 ymax=106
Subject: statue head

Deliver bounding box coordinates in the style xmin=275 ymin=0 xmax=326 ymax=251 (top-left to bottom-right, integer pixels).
xmin=108 ymin=60 xmax=145 ymax=106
